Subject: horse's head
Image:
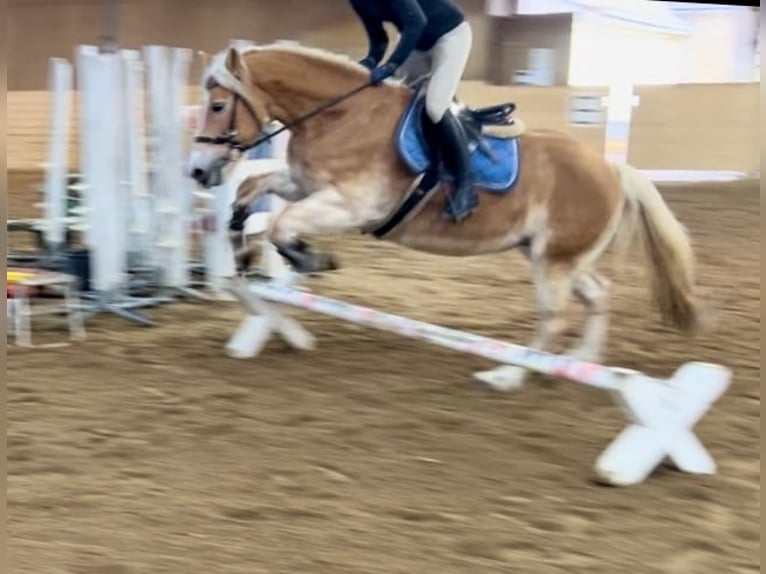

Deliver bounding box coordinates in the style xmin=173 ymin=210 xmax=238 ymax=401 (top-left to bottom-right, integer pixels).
xmin=186 ymin=47 xmax=274 ymax=188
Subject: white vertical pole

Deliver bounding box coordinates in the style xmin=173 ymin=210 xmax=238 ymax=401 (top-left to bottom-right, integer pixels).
xmin=145 ymin=45 xmax=196 ymax=291
xmin=121 ymin=49 xmax=154 ymax=265
xmin=603 ymin=82 xmax=638 ymax=165
xmin=78 ymin=50 xmax=128 ymax=292
xmin=204 ymin=177 xmax=238 ymax=294
xmin=43 ymin=58 xmax=73 ymax=252
xmin=75 ymin=45 xmax=100 ymax=247
xmin=183 ymin=61 xmax=237 ymax=294
xmin=144 ymin=45 xmax=176 ymax=287
xmin=166 ymin=47 xmax=193 ymax=288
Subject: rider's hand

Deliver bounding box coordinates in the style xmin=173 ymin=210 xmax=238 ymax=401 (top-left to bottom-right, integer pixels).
xmin=370 ymin=62 xmax=397 ymax=85
xmin=358 ymin=56 xmax=377 ymax=71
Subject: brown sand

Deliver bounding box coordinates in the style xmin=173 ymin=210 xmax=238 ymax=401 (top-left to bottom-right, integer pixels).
xmin=8 ymin=174 xmax=760 ymax=574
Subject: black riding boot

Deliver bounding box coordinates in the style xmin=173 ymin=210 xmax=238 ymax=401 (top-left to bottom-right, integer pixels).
xmin=437 ymin=110 xmax=477 ymax=222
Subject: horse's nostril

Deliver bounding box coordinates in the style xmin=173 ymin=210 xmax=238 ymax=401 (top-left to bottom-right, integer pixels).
xmin=191 ymin=168 xmax=206 ymax=184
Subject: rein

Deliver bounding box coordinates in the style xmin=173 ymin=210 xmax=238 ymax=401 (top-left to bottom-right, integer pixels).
xmin=194 ymin=80 xmax=374 ymax=153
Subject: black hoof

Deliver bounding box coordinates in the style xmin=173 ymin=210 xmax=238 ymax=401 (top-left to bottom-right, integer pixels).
xmin=228 ymin=204 xmax=250 ymax=232
xmin=237 ymin=253 xmax=253 ymax=274
xmin=277 ymin=239 xmax=340 ymax=274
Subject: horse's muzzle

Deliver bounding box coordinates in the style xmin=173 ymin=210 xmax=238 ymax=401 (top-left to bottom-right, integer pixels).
xmin=188 ymin=156 xmax=229 ymax=188
xmin=190 ymin=167 xmax=220 ymax=188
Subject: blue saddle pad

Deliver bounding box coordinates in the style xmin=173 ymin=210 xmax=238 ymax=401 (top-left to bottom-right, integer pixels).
xmin=395 ymin=95 xmax=521 ymax=193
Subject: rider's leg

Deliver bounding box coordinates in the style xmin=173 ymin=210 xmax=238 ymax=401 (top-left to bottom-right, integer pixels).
xmin=426 ymin=22 xmax=472 ymax=121
xmin=435 ymin=110 xmax=475 ymax=221
xmin=426 ymin=21 xmax=476 ymax=222
xmin=394 ymin=50 xmax=430 ymax=85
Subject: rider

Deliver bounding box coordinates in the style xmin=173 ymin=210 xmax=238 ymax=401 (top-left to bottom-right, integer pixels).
xmin=350 ymin=0 xmax=477 ymax=221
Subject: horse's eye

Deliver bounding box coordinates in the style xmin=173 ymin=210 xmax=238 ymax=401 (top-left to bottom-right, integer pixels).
xmin=211 ymin=101 xmax=227 ymax=113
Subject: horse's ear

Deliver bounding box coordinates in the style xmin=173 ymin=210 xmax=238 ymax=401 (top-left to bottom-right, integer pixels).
xmin=225 ymin=46 xmax=244 ymax=79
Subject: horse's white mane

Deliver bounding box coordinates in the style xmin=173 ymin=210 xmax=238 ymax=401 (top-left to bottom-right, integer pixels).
xmin=254 ymin=41 xmax=367 ymax=71
xmin=204 ymin=40 xmax=403 ymax=94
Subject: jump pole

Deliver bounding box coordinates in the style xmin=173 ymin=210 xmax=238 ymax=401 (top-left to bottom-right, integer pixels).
xmin=144 ymin=45 xmax=210 ymax=300
xmin=121 ymin=49 xmax=155 ymax=269
xmin=40 ymin=57 xmax=73 ymax=255
xmin=75 ymin=45 xmax=157 ymax=325
xmin=225 ymin=276 xmax=730 ymax=487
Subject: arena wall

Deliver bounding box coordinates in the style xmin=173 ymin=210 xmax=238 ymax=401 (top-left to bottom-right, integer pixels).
xmin=627 ymin=83 xmax=759 ymax=174
xmin=7 ymin=83 xmax=758 ymax=174
xmin=8 ymin=0 xmax=490 ymax=91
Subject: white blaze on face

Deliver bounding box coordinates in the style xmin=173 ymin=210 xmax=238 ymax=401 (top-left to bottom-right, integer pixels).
xmin=185 ymin=89 xmax=230 ymax=181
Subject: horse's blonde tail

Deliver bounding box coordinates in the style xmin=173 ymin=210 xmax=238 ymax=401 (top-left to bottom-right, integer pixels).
xmin=613 ymin=163 xmax=701 ymax=333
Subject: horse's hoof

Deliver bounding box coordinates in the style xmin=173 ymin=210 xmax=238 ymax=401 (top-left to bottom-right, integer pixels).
xmin=292 ymin=253 xmax=340 ymax=275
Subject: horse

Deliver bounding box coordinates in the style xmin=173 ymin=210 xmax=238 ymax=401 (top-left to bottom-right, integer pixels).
xmin=186 ymin=42 xmax=703 ymax=389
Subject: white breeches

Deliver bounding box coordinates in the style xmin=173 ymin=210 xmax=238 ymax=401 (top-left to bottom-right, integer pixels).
xmin=396 ymin=21 xmax=473 ymax=123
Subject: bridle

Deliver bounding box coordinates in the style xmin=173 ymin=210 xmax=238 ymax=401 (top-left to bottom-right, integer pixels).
xmin=193 ymin=80 xmax=375 ymax=154
xmin=192 ymin=92 xmax=263 ymax=152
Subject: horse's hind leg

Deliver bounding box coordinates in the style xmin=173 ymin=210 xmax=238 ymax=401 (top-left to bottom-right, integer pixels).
xmin=568 ymin=272 xmax=610 ymax=362
xmin=474 ymin=258 xmax=573 ymax=391
xmin=268 ymin=187 xmax=379 ymax=274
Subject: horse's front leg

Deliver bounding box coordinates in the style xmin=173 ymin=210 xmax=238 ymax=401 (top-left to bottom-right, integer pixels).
xmin=232 ymin=169 xmax=308 ymax=213
xmin=267 ymin=184 xmax=391 ymax=274
xmin=229 ymin=170 xmax=308 ymax=272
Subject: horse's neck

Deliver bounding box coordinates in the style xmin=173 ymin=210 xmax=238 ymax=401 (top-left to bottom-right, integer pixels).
xmin=245 ymin=50 xmax=374 ymax=125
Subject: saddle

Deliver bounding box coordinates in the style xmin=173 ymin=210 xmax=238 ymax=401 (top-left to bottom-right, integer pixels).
xmin=369 ymin=84 xmax=522 ymax=238
xmin=395 ymin=82 xmax=522 ymax=192
xmin=460 ymin=101 xmax=518 ymax=140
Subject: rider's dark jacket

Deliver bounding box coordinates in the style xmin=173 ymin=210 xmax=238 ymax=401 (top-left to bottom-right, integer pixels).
xmin=349 ymin=0 xmax=465 ymax=67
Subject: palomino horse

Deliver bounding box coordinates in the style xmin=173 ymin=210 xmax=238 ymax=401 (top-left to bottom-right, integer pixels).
xmin=187 ymin=43 xmax=702 ymax=389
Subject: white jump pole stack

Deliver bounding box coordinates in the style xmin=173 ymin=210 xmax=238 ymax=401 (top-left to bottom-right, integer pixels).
xmin=167 ymin=47 xmax=197 ymax=291
xmin=75 ymin=45 xmax=101 ymax=249
xmin=225 ymin=276 xmax=731 ymax=487
xmin=203 ymin=158 xmax=239 ymax=296
xmin=144 ymin=45 xmax=205 ymax=299
xmin=143 ymin=44 xmax=170 ymax=270
xmin=41 ymin=57 xmax=73 ymax=254
xmin=120 ymin=49 xmax=155 ymax=268
xmin=180 ymin=102 xmax=230 ymax=297
xmin=77 ymin=47 xmax=127 ymax=294
xmin=74 ymin=45 xmax=156 ymax=325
